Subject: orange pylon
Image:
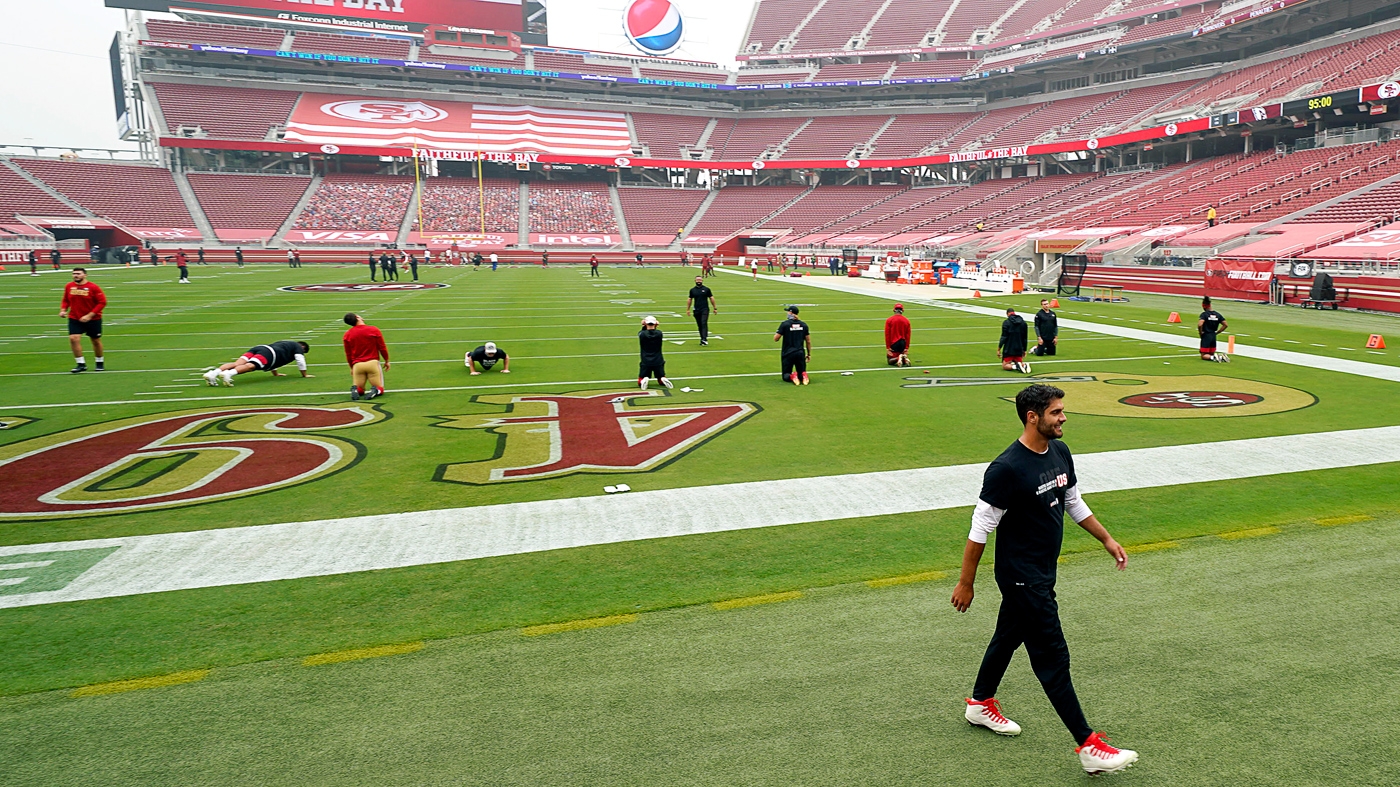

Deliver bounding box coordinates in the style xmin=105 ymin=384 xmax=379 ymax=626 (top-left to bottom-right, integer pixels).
xmin=1167 ymin=312 xmax=1181 ymax=323
xmin=1367 ymin=334 xmax=1386 ymax=349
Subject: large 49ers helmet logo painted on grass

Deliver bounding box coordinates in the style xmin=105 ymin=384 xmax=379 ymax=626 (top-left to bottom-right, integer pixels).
xmin=0 ymin=406 xmax=385 ymax=520
xmin=433 ymin=390 xmax=757 ymax=484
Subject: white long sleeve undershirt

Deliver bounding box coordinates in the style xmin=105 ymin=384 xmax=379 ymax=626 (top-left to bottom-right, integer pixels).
xmin=967 ymin=485 xmax=1093 ymax=543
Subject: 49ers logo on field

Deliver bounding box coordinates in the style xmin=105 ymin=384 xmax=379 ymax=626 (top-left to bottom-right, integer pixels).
xmin=279 ymin=283 xmax=451 ymax=293
xmin=1120 ymin=391 xmax=1264 ymax=409
xmin=0 ymin=405 xmax=385 ymax=520
xmin=433 ymin=390 xmax=758 ymax=484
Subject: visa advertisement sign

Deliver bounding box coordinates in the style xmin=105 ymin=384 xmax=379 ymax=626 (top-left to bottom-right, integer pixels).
xmin=546 ymin=0 xmax=755 ymax=66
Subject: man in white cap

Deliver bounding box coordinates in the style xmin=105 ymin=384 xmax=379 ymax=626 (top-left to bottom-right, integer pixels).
xmin=466 ymin=342 xmax=510 ymax=375
xmin=637 ymin=316 xmax=673 ymax=390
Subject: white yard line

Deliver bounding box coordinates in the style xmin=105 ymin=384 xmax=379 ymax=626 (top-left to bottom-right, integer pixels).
xmin=1 ymin=425 xmax=1397 ymax=609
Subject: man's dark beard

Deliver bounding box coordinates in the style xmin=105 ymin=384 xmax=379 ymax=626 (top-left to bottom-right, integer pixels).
xmin=1036 ymin=418 xmax=1062 ymax=440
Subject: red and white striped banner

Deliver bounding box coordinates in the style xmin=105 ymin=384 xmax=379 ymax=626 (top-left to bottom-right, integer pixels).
xmin=285 ymin=93 xmax=632 ymax=157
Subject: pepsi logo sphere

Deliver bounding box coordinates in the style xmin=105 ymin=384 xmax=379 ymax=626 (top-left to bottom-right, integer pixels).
xmin=623 ymin=0 xmax=685 ymax=56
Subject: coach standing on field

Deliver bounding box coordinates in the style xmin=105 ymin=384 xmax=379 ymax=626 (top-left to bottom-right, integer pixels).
xmin=60 ymin=267 xmax=106 ymax=373
xmin=953 ymin=384 xmax=1138 ymax=776
xmin=686 ymin=275 xmax=716 ymax=346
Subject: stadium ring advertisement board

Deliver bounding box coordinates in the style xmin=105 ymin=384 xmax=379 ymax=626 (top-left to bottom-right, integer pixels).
xmin=111 ymin=0 xmax=524 ymax=35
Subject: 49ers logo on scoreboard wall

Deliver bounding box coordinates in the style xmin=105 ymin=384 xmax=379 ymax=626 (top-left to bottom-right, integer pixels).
xmin=432 ymin=390 xmax=758 ymax=484
xmin=0 ymin=406 xmax=385 ymax=520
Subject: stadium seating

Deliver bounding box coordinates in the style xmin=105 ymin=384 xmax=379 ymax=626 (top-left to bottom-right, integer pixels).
xmin=0 ymin=164 xmax=82 ymax=218
xmin=942 ymin=106 xmax=1041 ymax=151
xmin=186 ymin=173 xmax=311 ymax=230
xmin=632 ymin=114 xmax=712 ymax=159
xmin=527 ymin=182 xmax=618 ymax=233
xmin=865 ymin=0 xmax=955 ymax=50
xmin=293 ymin=174 xmax=414 ymax=230
xmin=813 ymin=62 xmax=895 ymax=81
xmin=1116 ymin=9 xmax=1216 ymax=47
xmin=1305 ymin=178 xmax=1400 ymax=224
xmin=151 ymin=82 xmax=299 ymax=141
xmin=15 ymin=159 xmax=194 ymax=228
xmin=787 ymin=0 xmax=878 ymax=52
xmin=734 ymin=67 xmax=817 ymax=84
xmin=417 ymin=177 xmax=520 ymax=233
xmin=423 ymin=51 xmax=528 ymax=69
xmin=639 ymin=67 xmax=729 ymax=83
xmin=872 ymin=114 xmax=976 ymax=158
xmin=889 ymin=59 xmax=976 ymax=79
xmin=290 ymin=32 xmax=412 ymax=60
xmin=939 ymin=3 xmax=1002 ymax=47
xmin=742 ymin=0 xmax=823 ymax=53
xmin=530 ymin=51 xmax=635 ymax=77
xmin=688 ymin=186 xmax=807 ymax=236
xmin=143 ymin=19 xmax=285 ymax=49
xmin=782 ymin=115 xmax=892 ymax=159
xmin=617 ymin=188 xmax=709 ymax=236
xmin=710 ymin=118 xmax=809 ymax=160
xmin=763 ymin=185 xmax=907 ymax=232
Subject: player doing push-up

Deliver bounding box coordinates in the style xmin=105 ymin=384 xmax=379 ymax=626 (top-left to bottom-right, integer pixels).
xmin=203 ymin=340 xmax=313 ymax=386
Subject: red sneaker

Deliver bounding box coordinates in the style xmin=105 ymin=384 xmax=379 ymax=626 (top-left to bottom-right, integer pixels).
xmin=800 ymin=372 xmax=810 ymax=385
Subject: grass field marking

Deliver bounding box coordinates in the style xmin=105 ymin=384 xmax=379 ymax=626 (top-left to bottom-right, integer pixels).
xmin=864 ymin=570 xmax=948 ymax=588
xmin=0 ymin=353 xmax=1189 ymax=410
xmin=712 ymin=590 xmax=803 ymax=611
xmin=521 ymin=614 xmax=639 ymax=636
xmin=1124 ymin=540 xmax=1179 ymax=554
xmin=301 ymin=642 xmax=425 ymax=666
xmin=1217 ymin=526 xmax=1283 ymax=540
xmin=69 ymin=669 xmax=210 ymax=698
xmin=1313 ymin=514 xmax=1375 ymax=526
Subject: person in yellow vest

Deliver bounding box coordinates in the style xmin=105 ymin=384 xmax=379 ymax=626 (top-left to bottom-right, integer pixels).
xmin=1207 ymin=206 xmax=1217 ymax=227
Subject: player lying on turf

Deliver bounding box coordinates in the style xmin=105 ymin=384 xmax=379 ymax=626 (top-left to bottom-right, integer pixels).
xmin=466 ymin=342 xmax=510 ymax=375
xmin=203 ymin=341 xmax=313 ymax=386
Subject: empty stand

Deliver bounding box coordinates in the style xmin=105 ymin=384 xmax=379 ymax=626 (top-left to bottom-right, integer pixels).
xmin=291 ymin=32 xmax=412 ymax=59
xmin=187 ymin=173 xmax=310 ymax=230
xmin=632 ymin=114 xmax=711 ymax=159
xmin=734 ymin=68 xmax=816 ymax=84
xmin=743 ymin=0 xmax=815 ymax=54
xmin=814 ymin=62 xmax=894 ymax=81
xmin=0 ymin=165 xmax=81 ymax=218
xmin=528 ymin=182 xmax=618 ymax=233
xmin=688 ymin=186 xmax=806 ymax=236
xmin=890 ymin=59 xmax=975 ymax=79
xmin=783 ymin=115 xmax=891 ymax=159
xmin=711 ymin=118 xmax=808 ymax=160
xmin=16 ymin=159 xmax=194 ymax=228
xmin=872 ymin=114 xmax=977 ymax=158
xmin=418 ymin=177 xmax=519 ymax=233
xmin=1117 ymin=9 xmax=1215 ymax=47
xmin=618 ymin=188 xmax=709 ymax=236
xmin=943 ymin=106 xmax=1039 ymax=151
xmin=293 ymin=174 xmax=413 ymax=230
xmin=789 ymin=0 xmax=879 ymax=52
xmin=639 ymin=67 xmax=728 ymax=83
xmin=763 ymin=185 xmax=906 ymax=232
xmin=866 ymin=0 xmax=955 ymax=50
xmin=1306 ymin=178 xmax=1400 ymax=224
xmin=152 ymin=82 xmax=299 ymax=141
xmin=144 ymin=19 xmax=285 ymax=49
xmin=530 ymin=51 xmax=635 ymax=77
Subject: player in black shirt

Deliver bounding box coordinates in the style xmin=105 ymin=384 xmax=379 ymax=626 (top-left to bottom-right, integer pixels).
xmin=636 ymin=316 xmax=672 ymax=390
xmin=368 ymin=251 xmax=378 ymax=281
xmin=204 ymin=340 xmax=313 ymax=387
xmin=952 ymin=384 xmax=1138 ymax=775
xmin=466 ymin=342 xmax=510 ymax=374
xmin=1197 ymin=296 xmax=1229 ymax=362
xmin=774 ymin=305 xmax=811 ymax=385
xmin=686 ymin=276 xmax=717 ymax=346
xmin=50 ymin=248 xmax=61 ymax=269
xmin=999 ymin=307 xmax=1031 ymax=373
xmin=1033 ymin=300 xmax=1058 ymax=356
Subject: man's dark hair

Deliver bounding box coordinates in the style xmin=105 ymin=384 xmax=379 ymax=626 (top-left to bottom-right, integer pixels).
xmin=343 ymin=313 xmax=359 ymax=326
xmin=72 ymin=267 xmax=86 ymax=273
xmin=297 ymin=341 xmax=310 ymax=353
xmin=1016 ymin=384 xmax=1065 ymax=425
xmin=1202 ymin=296 xmax=1212 ymax=307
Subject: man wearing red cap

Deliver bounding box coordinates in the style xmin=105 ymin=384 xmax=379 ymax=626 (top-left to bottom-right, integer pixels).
xmin=885 ymin=303 xmax=911 ymax=367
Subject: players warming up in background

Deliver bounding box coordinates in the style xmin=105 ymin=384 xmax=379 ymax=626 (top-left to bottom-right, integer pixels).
xmin=590 ymin=254 xmax=600 ymax=276
xmin=406 ymin=251 xmax=419 ymax=281
xmin=28 ymin=249 xmax=38 ymax=276
xmin=342 ymin=313 xmax=389 ymax=400
xmin=775 ymin=305 xmax=811 ymax=385
xmin=203 ymin=340 xmax=313 ymax=387
xmin=467 ymin=342 xmax=510 ymax=375
xmin=953 ymin=384 xmax=1138 ymax=776
xmin=687 ymin=276 xmax=717 ymax=346
xmin=60 ymin=267 xmax=106 ymax=373
xmin=1034 ymin=300 xmax=1058 ymax=356
xmin=50 ymin=248 xmax=61 ymax=270
xmin=1198 ymin=296 xmax=1230 ymax=362
xmin=999 ymin=307 xmax=1031 ymax=373
xmin=885 ymin=303 xmax=911 ymax=367
xmin=637 ymin=316 xmax=672 ymax=390
xmin=233 ymin=247 xmax=244 ymax=268
xmin=176 ymin=250 xmax=190 ymax=283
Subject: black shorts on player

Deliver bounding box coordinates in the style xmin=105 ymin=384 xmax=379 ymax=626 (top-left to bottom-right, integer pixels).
xmin=781 ymin=352 xmax=806 ymax=381
xmin=67 ymin=318 xmax=102 ymax=339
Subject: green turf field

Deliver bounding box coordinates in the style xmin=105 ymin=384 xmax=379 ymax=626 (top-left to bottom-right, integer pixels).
xmin=2 ymin=262 xmax=1399 ymax=782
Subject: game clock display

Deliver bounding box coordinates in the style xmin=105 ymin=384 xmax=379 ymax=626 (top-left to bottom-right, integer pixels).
xmin=1283 ymin=89 xmax=1362 ymax=117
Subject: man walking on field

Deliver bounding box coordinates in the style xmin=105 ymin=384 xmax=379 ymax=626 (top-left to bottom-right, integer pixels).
xmin=60 ymin=267 xmax=106 ymax=373
xmin=342 ymin=313 xmax=389 ymax=400
xmin=687 ymin=275 xmax=717 ymax=346
xmin=952 ymin=384 xmax=1138 ymax=776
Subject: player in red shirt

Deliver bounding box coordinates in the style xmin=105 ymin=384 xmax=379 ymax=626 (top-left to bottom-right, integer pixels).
xmin=59 ymin=267 xmax=107 ymax=373
xmin=885 ymin=303 xmax=912 ymax=367
xmin=342 ymin=312 xmax=390 ymax=400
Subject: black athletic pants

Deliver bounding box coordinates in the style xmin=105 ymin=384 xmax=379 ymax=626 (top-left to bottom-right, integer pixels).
xmin=972 ymin=582 xmax=1093 ymax=745
xmin=369 ymin=263 xmax=377 ymax=281
xmin=178 ymin=266 xmax=188 ymax=281
xmin=1036 ymin=338 xmax=1057 ymax=356
xmin=639 ymin=361 xmax=665 ymax=380
xmin=781 ymin=351 xmax=806 ymax=380
xmin=590 ymin=266 xmax=599 ymax=276
xmin=694 ymin=311 xmax=709 ymax=343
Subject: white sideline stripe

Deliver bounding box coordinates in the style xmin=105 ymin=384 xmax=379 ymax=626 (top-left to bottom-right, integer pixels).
xmin=1 ymin=425 xmax=1399 ymax=609
xmin=750 ymin=271 xmax=1400 ymax=383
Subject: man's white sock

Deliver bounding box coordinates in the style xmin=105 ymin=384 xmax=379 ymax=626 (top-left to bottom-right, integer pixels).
xmin=94 ymin=356 xmax=103 ymax=363
xmin=76 ymin=356 xmax=86 ymax=365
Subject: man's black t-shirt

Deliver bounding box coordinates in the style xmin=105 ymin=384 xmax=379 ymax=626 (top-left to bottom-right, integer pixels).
xmin=1199 ymin=309 xmax=1225 ymax=336
xmin=469 ymin=346 xmax=507 ymax=369
xmin=638 ymin=329 xmax=664 ymax=364
xmin=1000 ymin=315 xmax=1028 ymax=357
xmin=1034 ymin=309 xmax=1058 ymax=339
xmin=777 ymin=318 xmax=810 ymax=357
xmin=979 ymin=439 xmax=1078 ymax=587
xmin=689 ymin=285 xmax=713 ymax=313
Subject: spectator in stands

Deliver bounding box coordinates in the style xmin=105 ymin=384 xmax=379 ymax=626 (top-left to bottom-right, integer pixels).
xmin=234 ymin=247 xmax=244 ymax=268
xmin=976 ymin=220 xmax=986 ymax=232
xmin=1207 ymin=206 xmax=1217 ymax=227
xmin=50 ymin=248 xmax=61 ymax=270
